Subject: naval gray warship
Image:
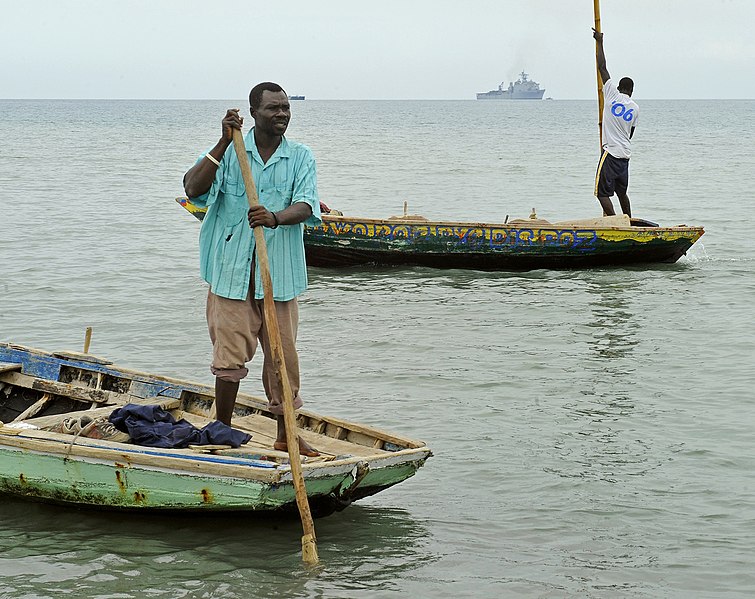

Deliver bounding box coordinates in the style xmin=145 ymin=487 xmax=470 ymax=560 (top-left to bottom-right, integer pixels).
xmin=476 ymin=71 xmax=545 ymax=100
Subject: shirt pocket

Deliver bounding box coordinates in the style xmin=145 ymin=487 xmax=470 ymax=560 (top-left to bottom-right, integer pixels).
xmin=270 ymin=184 xmax=293 ymax=210
xmin=221 ymin=170 xmax=246 ymax=195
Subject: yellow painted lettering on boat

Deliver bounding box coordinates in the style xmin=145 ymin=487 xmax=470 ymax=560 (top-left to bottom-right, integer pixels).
xmin=596 ymin=229 xmax=698 ymax=243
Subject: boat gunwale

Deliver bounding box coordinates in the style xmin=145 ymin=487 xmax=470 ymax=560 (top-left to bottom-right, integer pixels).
xmin=317 ymin=214 xmax=705 ymax=235
xmin=0 ymin=427 xmax=431 ymax=483
xmin=177 ymin=197 xmax=705 ymax=235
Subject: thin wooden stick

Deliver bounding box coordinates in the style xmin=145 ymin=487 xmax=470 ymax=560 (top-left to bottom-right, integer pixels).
xmin=594 ymin=0 xmax=604 ymax=149
xmin=12 ymin=393 xmax=53 ymax=422
xmin=83 ymin=327 xmax=93 ymax=353
xmin=231 ymin=128 xmax=319 ymax=565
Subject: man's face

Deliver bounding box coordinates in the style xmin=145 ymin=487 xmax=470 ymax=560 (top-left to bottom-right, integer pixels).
xmin=252 ymin=90 xmax=291 ymax=136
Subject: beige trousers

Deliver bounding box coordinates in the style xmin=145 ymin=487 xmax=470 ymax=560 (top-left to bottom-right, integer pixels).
xmin=206 ymin=283 xmax=302 ymax=416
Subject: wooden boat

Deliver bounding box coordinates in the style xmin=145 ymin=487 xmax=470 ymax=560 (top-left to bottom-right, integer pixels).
xmin=177 ymin=198 xmax=705 ymax=270
xmin=0 ymin=343 xmax=431 ymax=516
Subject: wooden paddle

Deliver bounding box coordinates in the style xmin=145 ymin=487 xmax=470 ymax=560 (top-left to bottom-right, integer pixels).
xmin=593 ymin=0 xmax=604 ymax=149
xmin=231 ymin=128 xmax=319 ymax=565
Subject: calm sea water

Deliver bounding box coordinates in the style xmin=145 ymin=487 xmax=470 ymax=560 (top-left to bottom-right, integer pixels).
xmin=1 ymin=99 xmax=754 ymax=598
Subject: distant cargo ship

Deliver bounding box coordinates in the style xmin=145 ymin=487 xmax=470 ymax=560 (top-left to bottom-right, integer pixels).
xmin=288 ymin=95 xmax=305 ymax=100
xmin=476 ymin=71 xmax=545 ymax=100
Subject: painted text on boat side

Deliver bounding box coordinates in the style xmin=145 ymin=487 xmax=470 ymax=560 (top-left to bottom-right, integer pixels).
xmin=311 ymin=222 xmax=600 ymax=252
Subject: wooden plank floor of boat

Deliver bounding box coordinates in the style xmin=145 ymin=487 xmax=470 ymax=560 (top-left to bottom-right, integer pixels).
xmin=181 ymin=411 xmax=387 ymax=460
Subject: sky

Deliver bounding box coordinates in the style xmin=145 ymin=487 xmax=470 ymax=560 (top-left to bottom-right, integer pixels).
xmin=2 ymin=0 xmax=754 ymax=100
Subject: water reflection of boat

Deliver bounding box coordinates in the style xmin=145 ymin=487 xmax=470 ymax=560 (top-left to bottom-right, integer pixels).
xmin=177 ymin=198 xmax=705 ymax=271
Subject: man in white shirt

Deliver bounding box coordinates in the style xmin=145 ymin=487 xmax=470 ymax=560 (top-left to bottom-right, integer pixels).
xmin=593 ymin=28 xmax=639 ymax=217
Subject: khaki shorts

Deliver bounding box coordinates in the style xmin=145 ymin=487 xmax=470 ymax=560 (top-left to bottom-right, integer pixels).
xmin=206 ymin=285 xmax=302 ymax=416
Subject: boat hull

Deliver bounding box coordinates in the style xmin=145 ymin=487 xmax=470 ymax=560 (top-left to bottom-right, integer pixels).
xmin=305 ymin=216 xmax=704 ymax=270
xmin=476 ymin=90 xmax=545 ymax=100
xmin=0 ymin=441 xmax=421 ymax=515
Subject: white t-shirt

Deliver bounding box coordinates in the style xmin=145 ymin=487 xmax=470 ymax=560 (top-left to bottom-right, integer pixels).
xmin=602 ymin=79 xmax=639 ymax=159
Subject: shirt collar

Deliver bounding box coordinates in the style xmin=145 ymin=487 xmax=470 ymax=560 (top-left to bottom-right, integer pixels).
xmin=244 ymin=127 xmax=290 ymax=167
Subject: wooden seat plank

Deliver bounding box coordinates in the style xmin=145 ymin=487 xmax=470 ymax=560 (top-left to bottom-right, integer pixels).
xmin=0 ymin=371 xmax=135 ymax=405
xmin=0 ymin=362 xmax=22 ymax=375
xmin=230 ymin=413 xmax=387 ymax=458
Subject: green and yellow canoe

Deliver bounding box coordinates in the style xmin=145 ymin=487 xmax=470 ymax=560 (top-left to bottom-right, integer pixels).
xmin=177 ymin=197 xmax=704 ymax=270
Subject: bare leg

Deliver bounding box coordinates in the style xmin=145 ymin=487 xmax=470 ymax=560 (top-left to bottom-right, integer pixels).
xmin=214 ymin=378 xmax=239 ymax=426
xmin=617 ymin=192 xmax=631 ymax=217
xmin=274 ymin=415 xmax=320 ymax=456
xmin=598 ymin=196 xmax=616 ymax=216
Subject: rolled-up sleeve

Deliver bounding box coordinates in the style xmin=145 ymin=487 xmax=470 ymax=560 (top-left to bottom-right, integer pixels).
xmin=292 ymin=148 xmax=322 ymax=227
xmin=188 ymin=149 xmax=225 ymax=208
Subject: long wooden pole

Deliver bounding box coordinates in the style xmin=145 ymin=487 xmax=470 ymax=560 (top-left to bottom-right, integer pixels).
xmin=231 ymin=128 xmax=319 ymax=566
xmin=593 ymin=0 xmax=604 ymax=149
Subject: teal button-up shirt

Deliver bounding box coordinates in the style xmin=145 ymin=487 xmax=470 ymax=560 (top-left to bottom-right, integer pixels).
xmin=190 ymin=129 xmax=321 ymax=301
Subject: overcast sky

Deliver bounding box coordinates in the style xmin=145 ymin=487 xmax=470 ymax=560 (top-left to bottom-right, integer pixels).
xmin=2 ymin=0 xmax=753 ymax=100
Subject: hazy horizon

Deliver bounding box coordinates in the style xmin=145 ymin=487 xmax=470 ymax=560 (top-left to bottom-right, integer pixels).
xmin=2 ymin=1 xmax=754 ymax=101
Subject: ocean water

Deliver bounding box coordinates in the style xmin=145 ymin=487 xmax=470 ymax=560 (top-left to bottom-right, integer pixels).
xmin=0 ymin=98 xmax=754 ymax=598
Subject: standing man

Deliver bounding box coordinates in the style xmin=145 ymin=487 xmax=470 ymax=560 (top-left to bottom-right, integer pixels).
xmin=183 ymin=82 xmax=321 ymax=456
xmin=593 ymin=28 xmax=639 ymax=217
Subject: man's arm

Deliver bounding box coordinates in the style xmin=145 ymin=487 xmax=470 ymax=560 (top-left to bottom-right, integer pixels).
xmin=592 ymin=28 xmax=610 ymax=84
xmin=247 ymin=202 xmax=312 ymax=229
xmin=247 ymin=149 xmax=317 ymax=229
xmin=183 ymin=109 xmax=243 ymax=198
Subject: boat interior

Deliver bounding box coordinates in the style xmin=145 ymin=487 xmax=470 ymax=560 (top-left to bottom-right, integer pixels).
xmin=0 ymin=352 xmax=424 ymax=467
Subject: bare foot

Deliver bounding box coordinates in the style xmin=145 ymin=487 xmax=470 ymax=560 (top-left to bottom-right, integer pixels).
xmin=274 ymin=438 xmax=320 ymax=457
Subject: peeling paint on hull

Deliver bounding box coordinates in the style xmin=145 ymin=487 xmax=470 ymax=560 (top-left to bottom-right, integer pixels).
xmin=0 ymin=451 xmax=423 ymax=515
xmin=0 ymin=446 xmax=347 ymax=512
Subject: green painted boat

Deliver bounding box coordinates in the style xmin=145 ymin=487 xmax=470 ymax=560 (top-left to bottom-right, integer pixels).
xmin=0 ymin=344 xmax=430 ymax=516
xmin=177 ymin=197 xmax=705 ymax=270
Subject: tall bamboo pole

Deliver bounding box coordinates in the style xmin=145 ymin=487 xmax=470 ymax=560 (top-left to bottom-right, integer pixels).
xmin=593 ymin=0 xmax=604 ymax=148
xmin=231 ymin=128 xmax=319 ymax=566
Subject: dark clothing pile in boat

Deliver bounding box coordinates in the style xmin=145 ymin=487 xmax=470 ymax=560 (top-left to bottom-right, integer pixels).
xmin=108 ymin=404 xmax=251 ymax=449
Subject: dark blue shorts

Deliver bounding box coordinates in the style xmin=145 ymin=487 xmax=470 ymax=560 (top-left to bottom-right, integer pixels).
xmin=594 ymin=151 xmax=629 ymax=197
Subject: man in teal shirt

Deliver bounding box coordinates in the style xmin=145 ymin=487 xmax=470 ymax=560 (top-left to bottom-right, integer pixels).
xmin=183 ymin=82 xmax=321 ymax=456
